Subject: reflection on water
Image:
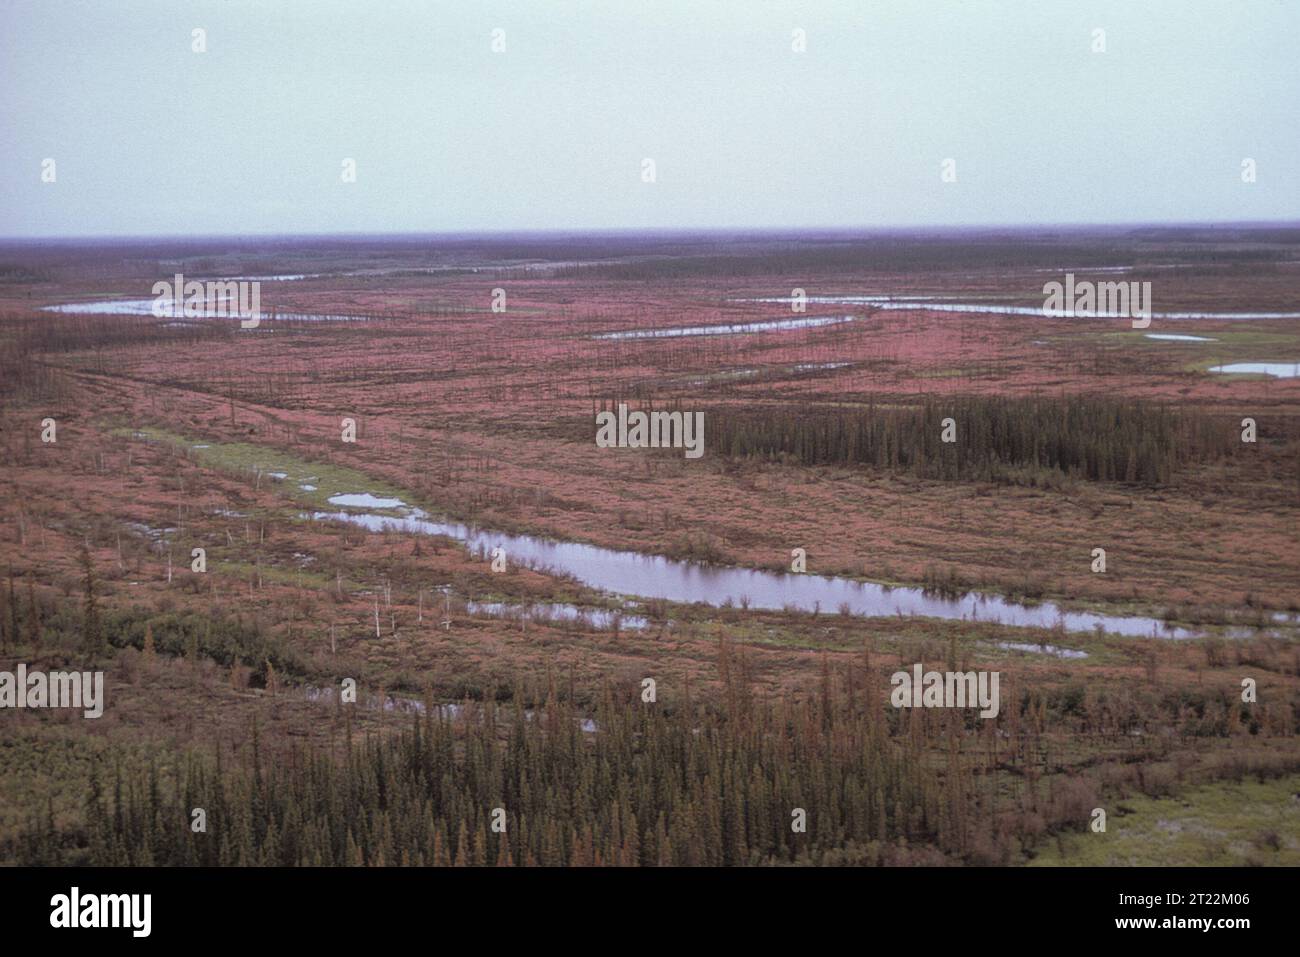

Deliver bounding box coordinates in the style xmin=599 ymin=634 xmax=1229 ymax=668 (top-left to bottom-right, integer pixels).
xmin=42 ymin=297 xmax=362 ymax=321
xmin=993 ymin=641 xmax=1089 ymax=659
xmin=594 ymin=315 xmax=858 ymax=339
xmin=328 ymin=493 xmax=406 ymax=509
xmin=465 ymin=600 xmax=647 ymax=630
xmin=1209 ymin=362 xmax=1300 ymax=378
xmin=306 ymin=499 xmax=1202 ymax=639
xmin=732 ymin=295 xmax=1300 ymax=320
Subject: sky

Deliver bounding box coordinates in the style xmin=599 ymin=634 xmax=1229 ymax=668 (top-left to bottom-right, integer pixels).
xmin=1 ymin=0 xmax=1297 ymax=237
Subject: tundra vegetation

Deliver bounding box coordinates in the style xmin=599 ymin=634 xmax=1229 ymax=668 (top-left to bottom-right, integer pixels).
xmin=1 ymin=229 xmax=1297 ymax=865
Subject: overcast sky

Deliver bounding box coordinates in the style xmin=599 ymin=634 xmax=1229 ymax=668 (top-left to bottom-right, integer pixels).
xmin=1 ymin=0 xmax=1296 ymax=237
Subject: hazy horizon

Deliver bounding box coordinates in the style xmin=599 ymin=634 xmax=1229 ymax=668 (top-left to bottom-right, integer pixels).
xmin=7 ymin=220 xmax=1300 ymax=246
xmin=3 ymin=0 xmax=1297 ymax=238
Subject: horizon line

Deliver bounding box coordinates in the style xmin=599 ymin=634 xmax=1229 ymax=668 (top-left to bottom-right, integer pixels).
xmin=3 ymin=219 xmax=1300 ymax=245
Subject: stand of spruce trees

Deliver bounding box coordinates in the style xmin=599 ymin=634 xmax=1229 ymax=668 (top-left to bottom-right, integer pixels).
xmin=707 ymin=395 xmax=1235 ymax=485
xmin=15 ymin=672 xmax=993 ymax=867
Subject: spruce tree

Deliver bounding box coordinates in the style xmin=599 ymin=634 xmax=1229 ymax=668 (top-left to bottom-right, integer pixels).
xmin=79 ymin=542 xmax=103 ymax=660
xmin=24 ymin=577 xmax=41 ymax=649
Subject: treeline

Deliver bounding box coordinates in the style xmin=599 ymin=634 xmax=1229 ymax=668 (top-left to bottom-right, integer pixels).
xmin=0 ymin=263 xmax=53 ymax=283
xmin=8 ymin=596 xmax=1299 ymax=866
xmin=555 ymin=234 xmax=1297 ymax=280
xmin=706 ymin=395 xmax=1236 ymax=485
xmin=0 ymin=570 xmax=308 ymax=688
xmin=16 ymin=665 xmax=1295 ymax=867
xmin=15 ymin=672 xmax=980 ymax=866
xmin=1 ymin=311 xmax=231 ymax=356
